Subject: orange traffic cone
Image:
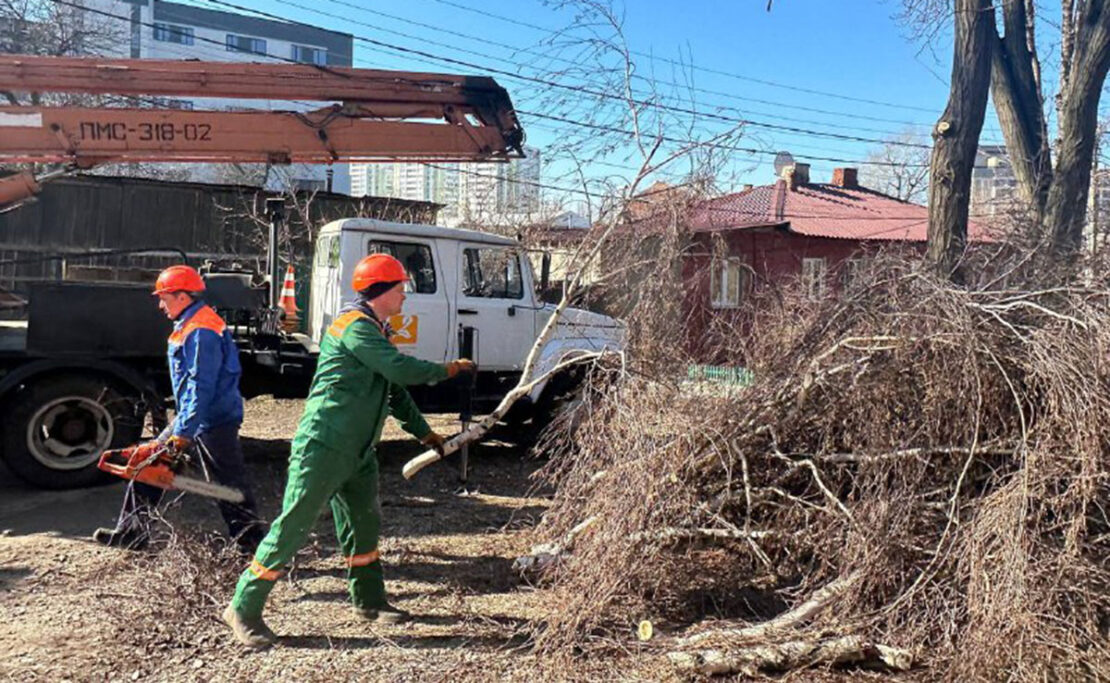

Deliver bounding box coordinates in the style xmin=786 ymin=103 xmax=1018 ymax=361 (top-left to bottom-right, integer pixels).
xmin=280 ymin=264 xmax=300 ymax=332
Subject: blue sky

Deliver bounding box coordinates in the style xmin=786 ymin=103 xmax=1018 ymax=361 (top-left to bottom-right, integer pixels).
xmin=180 ymin=0 xmax=1021 ymax=204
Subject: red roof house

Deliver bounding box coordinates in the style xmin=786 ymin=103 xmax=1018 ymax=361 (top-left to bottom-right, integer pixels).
xmin=631 ymin=163 xmax=995 ymax=359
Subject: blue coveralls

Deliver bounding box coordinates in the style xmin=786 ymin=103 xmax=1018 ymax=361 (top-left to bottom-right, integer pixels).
xmin=115 ymin=300 xmax=264 ymax=549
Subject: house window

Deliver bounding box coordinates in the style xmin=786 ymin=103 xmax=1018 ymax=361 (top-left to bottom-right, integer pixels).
xmin=462 ymin=247 xmax=523 ymax=299
xmin=368 ymin=240 xmax=436 ymax=294
xmin=226 ymin=34 xmax=267 ymax=55
xmin=292 ymin=44 xmax=327 ymax=66
xmin=153 ymin=23 xmax=194 ymax=45
xmin=801 ymin=257 xmax=828 ymax=301
xmin=839 ymin=257 xmax=865 ymax=291
xmin=710 ymin=257 xmax=747 ymax=308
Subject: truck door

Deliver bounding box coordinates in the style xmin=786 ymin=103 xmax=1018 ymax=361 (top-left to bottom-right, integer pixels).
xmin=365 ymin=237 xmax=450 ymax=363
xmin=456 ymin=243 xmax=535 ymax=371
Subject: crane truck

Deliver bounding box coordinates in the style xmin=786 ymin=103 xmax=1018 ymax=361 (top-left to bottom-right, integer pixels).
xmin=0 ymin=55 xmax=622 ymax=489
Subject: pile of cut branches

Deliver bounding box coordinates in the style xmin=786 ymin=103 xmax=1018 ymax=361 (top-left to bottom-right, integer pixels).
xmin=531 ymin=258 xmax=1110 ymax=680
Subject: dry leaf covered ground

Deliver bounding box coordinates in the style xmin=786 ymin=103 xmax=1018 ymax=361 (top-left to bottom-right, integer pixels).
xmin=0 ymin=398 xmax=671 ymax=682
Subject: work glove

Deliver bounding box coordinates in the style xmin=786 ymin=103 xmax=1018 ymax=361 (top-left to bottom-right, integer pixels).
xmin=167 ymin=435 xmax=194 ymax=454
xmin=445 ymin=359 xmax=477 ymax=378
xmin=421 ymin=431 xmax=447 ymax=455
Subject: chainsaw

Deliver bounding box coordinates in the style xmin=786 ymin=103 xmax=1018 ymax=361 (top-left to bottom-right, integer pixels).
xmin=97 ymin=441 xmax=245 ymax=503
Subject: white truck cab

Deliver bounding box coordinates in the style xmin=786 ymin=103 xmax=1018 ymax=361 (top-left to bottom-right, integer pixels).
xmin=308 ymin=218 xmax=623 ymax=414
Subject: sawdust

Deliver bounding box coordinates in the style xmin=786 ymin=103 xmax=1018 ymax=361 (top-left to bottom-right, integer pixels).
xmin=0 ymin=398 xmax=675 ymax=682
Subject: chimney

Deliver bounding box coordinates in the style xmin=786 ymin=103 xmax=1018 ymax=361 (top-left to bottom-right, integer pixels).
xmin=832 ymin=167 xmax=859 ymax=189
xmin=782 ymin=162 xmax=810 ymax=191
xmin=742 ymin=183 xmax=754 ymax=192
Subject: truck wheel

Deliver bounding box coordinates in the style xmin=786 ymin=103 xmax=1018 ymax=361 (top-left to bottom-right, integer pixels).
xmin=1 ymin=374 xmax=144 ymax=489
xmin=526 ymin=372 xmax=588 ymax=446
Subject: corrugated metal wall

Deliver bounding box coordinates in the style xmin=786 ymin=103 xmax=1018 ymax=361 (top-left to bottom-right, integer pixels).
xmin=0 ymin=175 xmax=439 ymax=294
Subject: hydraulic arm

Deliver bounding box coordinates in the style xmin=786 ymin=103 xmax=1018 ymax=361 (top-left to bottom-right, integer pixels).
xmin=0 ymin=54 xmax=525 ymax=202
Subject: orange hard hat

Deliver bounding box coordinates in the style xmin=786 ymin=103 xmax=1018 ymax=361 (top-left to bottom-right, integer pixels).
xmin=153 ymin=265 xmax=205 ymax=295
xmin=351 ymin=254 xmax=408 ymax=293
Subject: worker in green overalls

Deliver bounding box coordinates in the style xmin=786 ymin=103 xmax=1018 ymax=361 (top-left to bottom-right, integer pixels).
xmin=222 ymin=253 xmax=475 ymax=649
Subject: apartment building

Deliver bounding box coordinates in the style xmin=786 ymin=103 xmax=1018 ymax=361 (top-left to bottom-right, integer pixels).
xmin=351 ymin=147 xmax=542 ymax=227
xmin=81 ymin=0 xmax=354 ymax=193
xmin=971 ymin=144 xmax=1110 ymax=247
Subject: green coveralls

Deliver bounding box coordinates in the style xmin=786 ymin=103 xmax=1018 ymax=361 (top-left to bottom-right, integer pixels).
xmin=231 ymin=308 xmax=448 ymax=619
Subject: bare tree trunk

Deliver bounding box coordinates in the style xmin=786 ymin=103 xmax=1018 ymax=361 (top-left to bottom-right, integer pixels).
xmin=1044 ymin=0 xmax=1110 ymax=258
xmin=1059 ymin=0 xmax=1077 ymax=119
xmin=926 ymin=0 xmax=995 ymax=279
xmin=990 ymin=0 xmax=1051 ymax=212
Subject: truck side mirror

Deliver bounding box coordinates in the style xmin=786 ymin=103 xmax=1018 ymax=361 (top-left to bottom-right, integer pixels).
xmin=540 ymin=252 xmax=551 ymax=293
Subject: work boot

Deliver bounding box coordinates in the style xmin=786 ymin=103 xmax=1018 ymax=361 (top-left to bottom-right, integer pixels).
xmin=92 ymin=526 xmax=149 ymax=551
xmin=354 ymin=602 xmax=411 ymax=625
xmin=222 ymin=605 xmax=276 ymax=650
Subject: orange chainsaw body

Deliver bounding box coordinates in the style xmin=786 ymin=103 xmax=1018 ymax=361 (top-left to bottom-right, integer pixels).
xmin=97 ymin=442 xmax=245 ymax=503
xmin=97 ymin=443 xmax=179 ymax=490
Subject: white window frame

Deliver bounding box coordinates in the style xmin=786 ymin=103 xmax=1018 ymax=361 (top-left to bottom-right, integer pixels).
xmin=710 ymin=257 xmax=746 ymax=309
xmin=292 ymin=44 xmax=327 ymax=66
xmin=801 ymin=257 xmax=828 ymax=301
xmin=226 ymin=34 xmax=267 ymax=55
xmin=153 ymin=23 xmax=194 ymax=45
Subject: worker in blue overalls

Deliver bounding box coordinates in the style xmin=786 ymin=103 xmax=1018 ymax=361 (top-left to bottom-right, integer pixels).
xmin=93 ymin=265 xmax=265 ymax=552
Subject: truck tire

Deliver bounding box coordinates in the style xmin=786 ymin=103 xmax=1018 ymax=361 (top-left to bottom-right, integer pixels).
xmin=513 ymin=371 xmax=587 ymax=448
xmin=1 ymin=374 xmax=145 ymax=489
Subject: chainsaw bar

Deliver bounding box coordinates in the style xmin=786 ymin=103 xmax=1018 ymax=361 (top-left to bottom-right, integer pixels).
xmin=171 ymin=475 xmax=245 ymax=504
xmin=98 ymin=445 xmax=245 ymax=504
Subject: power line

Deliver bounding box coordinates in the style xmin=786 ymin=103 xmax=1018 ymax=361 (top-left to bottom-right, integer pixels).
xmin=348 ymin=38 xmax=926 ymax=170
xmin=518 ymin=110 xmax=929 ymax=169
xmin=300 ymin=0 xmax=999 ymax=141
xmin=48 ymin=0 xmax=318 ymax=68
xmin=344 ymin=37 xmax=923 ymax=169
xmin=49 ymin=0 xmax=950 ymax=210
xmin=28 ymin=6 xmax=981 ymax=228
xmin=52 ymin=0 xmax=944 ymax=173
xmin=419 ymin=0 xmax=943 ymax=114
xmin=521 ymin=119 xmax=888 ymax=177
xmin=424 ymin=162 xmax=992 ymax=227
xmin=85 ymin=31 xmax=328 ymax=112
xmin=26 ymin=1 xmax=984 ymax=234
xmin=192 ymin=0 xmax=935 ymax=150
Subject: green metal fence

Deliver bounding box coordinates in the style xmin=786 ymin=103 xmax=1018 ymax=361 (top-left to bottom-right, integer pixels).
xmin=686 ymin=364 xmax=754 ymax=387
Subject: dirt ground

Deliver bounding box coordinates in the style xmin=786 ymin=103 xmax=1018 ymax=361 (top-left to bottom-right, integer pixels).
xmin=0 ymin=398 xmax=672 ymax=682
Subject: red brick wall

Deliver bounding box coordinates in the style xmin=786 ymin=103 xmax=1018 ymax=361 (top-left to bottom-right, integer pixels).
xmin=680 ymin=227 xmax=920 ymax=361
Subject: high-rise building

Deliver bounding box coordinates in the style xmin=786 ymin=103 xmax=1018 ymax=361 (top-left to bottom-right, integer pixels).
xmin=350 ymin=162 xmax=460 ymax=218
xmin=971 ymin=144 xmax=1110 ymax=247
xmin=351 ymin=148 xmax=541 ymax=227
xmin=970 ymin=145 xmax=1021 ymax=218
xmin=457 ymin=147 xmax=542 ymax=225
xmin=73 ymin=1 xmax=354 ymax=193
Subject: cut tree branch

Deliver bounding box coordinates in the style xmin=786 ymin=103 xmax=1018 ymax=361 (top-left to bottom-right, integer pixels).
xmin=678 ymin=571 xmax=863 ymax=646
xmin=668 ymin=635 xmax=914 ymax=677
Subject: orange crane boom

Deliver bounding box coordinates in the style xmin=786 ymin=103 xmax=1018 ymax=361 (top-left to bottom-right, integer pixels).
xmin=0 ymin=54 xmax=525 ymax=203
